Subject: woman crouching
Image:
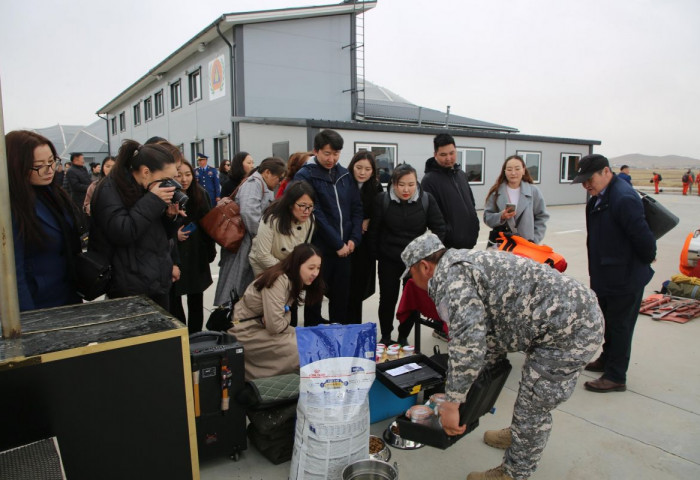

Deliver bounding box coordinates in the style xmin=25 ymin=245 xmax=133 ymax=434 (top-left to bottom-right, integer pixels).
xmin=229 ymin=244 xmax=324 ymax=380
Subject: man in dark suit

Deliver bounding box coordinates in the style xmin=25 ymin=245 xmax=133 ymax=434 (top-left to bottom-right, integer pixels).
xmin=66 ymin=152 xmax=92 ymax=208
xmin=572 ymin=154 xmax=656 ymax=393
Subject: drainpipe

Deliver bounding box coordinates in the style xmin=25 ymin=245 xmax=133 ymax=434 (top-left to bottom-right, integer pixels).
xmin=217 ymin=21 xmax=238 ymax=153
xmin=0 ymin=77 xmax=22 ymax=338
xmin=97 ymin=113 xmax=111 ymax=155
xmin=444 ymin=105 xmax=450 ymax=128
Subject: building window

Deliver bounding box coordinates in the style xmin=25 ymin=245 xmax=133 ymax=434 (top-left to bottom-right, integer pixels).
xmin=516 ymin=150 xmax=541 ymax=183
xmin=190 ymin=141 xmax=204 ymax=163
xmin=170 ymin=80 xmax=181 ymax=110
xmin=188 ymin=68 xmax=202 ymax=103
xmin=560 ymin=153 xmax=581 ymax=183
xmin=144 ymin=97 xmax=153 ymax=122
xmin=272 ymin=141 xmax=289 ymax=163
xmin=119 ymin=112 xmax=126 ymax=132
xmin=133 ymin=103 xmax=141 ymax=126
xmin=111 ymin=117 xmax=117 ymax=135
xmin=155 ymin=90 xmax=164 ymax=117
xmin=355 ymin=143 xmax=397 ymax=184
xmin=457 ymin=147 xmax=485 ymax=184
xmin=214 ymin=136 xmax=231 ymax=168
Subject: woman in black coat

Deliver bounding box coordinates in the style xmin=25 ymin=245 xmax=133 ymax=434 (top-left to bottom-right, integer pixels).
xmin=169 ymin=160 xmax=216 ymax=333
xmin=347 ymin=151 xmax=383 ymax=323
xmin=368 ymin=163 xmax=446 ymax=345
xmin=90 ymin=139 xmax=180 ymax=310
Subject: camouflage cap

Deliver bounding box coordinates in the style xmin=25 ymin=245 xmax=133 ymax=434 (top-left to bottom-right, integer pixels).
xmin=401 ymin=232 xmax=446 ymax=278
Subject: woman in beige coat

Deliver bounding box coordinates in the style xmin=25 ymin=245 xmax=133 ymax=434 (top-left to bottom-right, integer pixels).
xmin=229 ymin=243 xmax=324 ymax=380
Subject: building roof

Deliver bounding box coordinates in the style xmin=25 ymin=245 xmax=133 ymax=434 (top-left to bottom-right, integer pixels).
xmin=97 ymin=1 xmax=377 ymax=113
xmin=32 ymin=120 xmax=108 ymax=159
xmin=362 ymin=81 xmax=517 ymax=132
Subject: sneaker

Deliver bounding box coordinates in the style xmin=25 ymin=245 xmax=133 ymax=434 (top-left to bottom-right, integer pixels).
xmin=432 ymin=329 xmax=450 ymax=342
xmin=466 ymin=466 xmax=514 ymax=480
xmin=483 ymin=427 xmax=512 ymax=449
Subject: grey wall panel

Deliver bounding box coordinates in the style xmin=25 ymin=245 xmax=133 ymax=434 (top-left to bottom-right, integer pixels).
xmin=242 ymin=16 xmax=352 ymax=121
xmin=238 ymin=123 xmax=308 ymax=163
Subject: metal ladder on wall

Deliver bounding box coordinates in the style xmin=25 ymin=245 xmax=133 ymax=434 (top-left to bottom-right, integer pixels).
xmin=343 ymin=0 xmax=367 ymax=120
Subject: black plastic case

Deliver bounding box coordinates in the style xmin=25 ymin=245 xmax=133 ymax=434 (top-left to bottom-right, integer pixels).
xmin=375 ymin=354 xmax=447 ymax=398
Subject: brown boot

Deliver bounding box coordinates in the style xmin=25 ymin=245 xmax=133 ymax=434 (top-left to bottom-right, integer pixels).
xmin=483 ymin=427 xmax=512 ymax=449
xmin=467 ymin=466 xmax=515 ymax=480
xmin=584 ymin=356 xmax=606 ymax=372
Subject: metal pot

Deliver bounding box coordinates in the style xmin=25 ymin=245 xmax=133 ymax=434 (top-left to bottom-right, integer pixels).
xmin=369 ymin=435 xmax=391 ymax=462
xmin=383 ymin=421 xmax=423 ymax=450
xmin=342 ymin=459 xmax=399 ymax=480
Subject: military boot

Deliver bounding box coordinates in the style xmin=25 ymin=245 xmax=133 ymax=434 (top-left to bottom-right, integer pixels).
xmin=483 ymin=427 xmax=512 ymax=449
xmin=466 ymin=466 xmax=515 ymax=480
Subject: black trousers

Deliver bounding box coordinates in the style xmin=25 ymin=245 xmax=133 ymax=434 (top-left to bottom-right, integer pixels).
xmin=169 ymin=290 xmax=204 ymax=335
xmin=596 ymin=288 xmax=645 ymax=384
xmin=304 ymin=253 xmax=352 ymax=326
xmin=377 ymin=256 xmax=418 ymax=340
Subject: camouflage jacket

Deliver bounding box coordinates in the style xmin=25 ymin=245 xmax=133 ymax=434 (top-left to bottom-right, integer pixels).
xmin=428 ymin=249 xmax=601 ymax=403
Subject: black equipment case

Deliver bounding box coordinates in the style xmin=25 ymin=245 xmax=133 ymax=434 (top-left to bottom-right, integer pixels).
xmin=189 ymin=331 xmax=247 ymax=461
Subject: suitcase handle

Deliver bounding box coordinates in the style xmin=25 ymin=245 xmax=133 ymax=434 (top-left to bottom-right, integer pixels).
xmin=189 ymin=331 xmax=226 ymax=343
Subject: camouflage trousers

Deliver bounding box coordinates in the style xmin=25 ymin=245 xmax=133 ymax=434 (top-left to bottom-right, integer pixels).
xmin=502 ymin=306 xmax=603 ymax=479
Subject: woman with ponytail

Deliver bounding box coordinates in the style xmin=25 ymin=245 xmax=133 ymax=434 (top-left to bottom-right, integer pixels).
xmin=7 ymin=130 xmax=84 ymax=311
xmin=89 ymin=139 xmax=180 ymax=309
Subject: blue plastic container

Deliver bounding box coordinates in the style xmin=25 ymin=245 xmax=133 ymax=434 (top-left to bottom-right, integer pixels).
xmin=369 ymin=379 xmax=417 ymax=424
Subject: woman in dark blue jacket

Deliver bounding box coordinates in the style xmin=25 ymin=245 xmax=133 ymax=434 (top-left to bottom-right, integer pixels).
xmin=368 ymin=164 xmax=446 ymax=345
xmin=7 ymin=130 xmax=83 ymax=311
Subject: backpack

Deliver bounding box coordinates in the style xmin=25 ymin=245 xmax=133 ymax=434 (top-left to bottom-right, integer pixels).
xmin=657 ymin=173 xmax=663 ymax=182
xmin=683 ymin=174 xmax=690 ymax=183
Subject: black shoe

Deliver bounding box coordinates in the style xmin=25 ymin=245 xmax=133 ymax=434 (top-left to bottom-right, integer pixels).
xmin=398 ymin=337 xmax=409 ymax=346
xmin=379 ymin=336 xmax=394 ymax=346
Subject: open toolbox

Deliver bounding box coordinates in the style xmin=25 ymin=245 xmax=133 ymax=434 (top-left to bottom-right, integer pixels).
xmin=394 ymin=359 xmax=512 ymax=449
xmin=375 ymin=354 xmax=447 ymax=398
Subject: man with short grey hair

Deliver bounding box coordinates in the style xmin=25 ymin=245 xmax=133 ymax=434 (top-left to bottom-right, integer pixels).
xmin=401 ymin=232 xmax=603 ymax=480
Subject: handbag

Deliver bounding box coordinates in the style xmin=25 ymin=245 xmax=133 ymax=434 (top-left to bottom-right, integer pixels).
xmin=637 ymin=190 xmax=679 ymax=239
xmin=200 ymin=177 xmax=264 ymax=253
xmin=75 ymin=250 xmax=112 ymax=300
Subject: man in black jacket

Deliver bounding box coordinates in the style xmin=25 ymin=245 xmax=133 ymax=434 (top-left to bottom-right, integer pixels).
xmin=421 ymin=133 xmax=479 ymax=248
xmin=66 ymin=152 xmax=92 ymax=208
xmin=572 ymin=154 xmax=656 ymax=393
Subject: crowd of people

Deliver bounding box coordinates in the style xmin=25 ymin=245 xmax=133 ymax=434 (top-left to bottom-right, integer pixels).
xmin=7 ymin=127 xmax=662 ymax=479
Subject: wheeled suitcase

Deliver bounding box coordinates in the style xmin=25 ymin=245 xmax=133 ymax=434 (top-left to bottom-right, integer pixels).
xmin=189 ymin=331 xmax=247 ymax=461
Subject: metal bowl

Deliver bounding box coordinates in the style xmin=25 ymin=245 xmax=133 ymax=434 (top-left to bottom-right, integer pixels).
xmin=342 ymin=459 xmax=398 ymax=480
xmin=369 ymin=434 xmax=391 ymax=462
xmin=383 ymin=421 xmax=424 ymax=450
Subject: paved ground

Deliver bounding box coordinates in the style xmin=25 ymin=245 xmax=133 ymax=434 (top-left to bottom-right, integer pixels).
xmin=199 ymin=192 xmax=700 ymax=480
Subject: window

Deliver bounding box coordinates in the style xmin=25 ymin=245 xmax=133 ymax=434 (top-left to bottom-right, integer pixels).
xmin=111 ymin=117 xmax=117 ymax=135
xmin=457 ymin=147 xmax=485 ymax=184
xmin=144 ymin=97 xmax=153 ymax=122
xmin=516 ymin=151 xmax=541 ymax=183
xmin=190 ymin=141 xmax=204 ymax=163
xmin=154 ymin=90 xmax=164 ymax=117
xmin=355 ymin=143 xmax=397 ymax=184
xmin=272 ymin=141 xmax=289 ymax=162
xmin=133 ymin=103 xmax=141 ymax=126
xmin=119 ymin=112 xmax=126 ymax=132
xmin=188 ymin=68 xmax=202 ymax=103
xmin=214 ymin=136 xmax=231 ymax=168
xmin=560 ymin=153 xmax=581 ymax=183
xmin=170 ymin=80 xmax=181 ymax=110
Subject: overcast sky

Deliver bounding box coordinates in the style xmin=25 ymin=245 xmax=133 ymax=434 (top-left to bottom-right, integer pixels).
xmin=1 ymin=0 xmax=698 ymax=158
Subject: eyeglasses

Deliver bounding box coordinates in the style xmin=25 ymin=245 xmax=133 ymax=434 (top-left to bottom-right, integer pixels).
xmin=29 ymin=161 xmax=56 ymax=174
xmin=295 ymin=203 xmax=314 ymax=212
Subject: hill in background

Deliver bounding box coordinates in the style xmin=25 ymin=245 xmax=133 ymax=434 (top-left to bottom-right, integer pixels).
xmin=609 ymin=154 xmax=700 ymax=169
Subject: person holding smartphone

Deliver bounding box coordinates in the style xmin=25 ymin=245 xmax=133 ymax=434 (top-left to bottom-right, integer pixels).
xmin=483 ymin=155 xmax=549 ymax=248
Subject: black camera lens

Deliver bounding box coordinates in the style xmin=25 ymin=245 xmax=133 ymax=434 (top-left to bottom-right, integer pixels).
xmin=159 ymin=178 xmax=189 ymax=208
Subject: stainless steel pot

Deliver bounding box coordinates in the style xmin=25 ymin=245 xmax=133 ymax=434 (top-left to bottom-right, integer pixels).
xmin=341 ymin=459 xmax=399 ymax=480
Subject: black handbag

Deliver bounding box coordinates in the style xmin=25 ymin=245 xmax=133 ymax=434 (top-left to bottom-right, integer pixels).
xmin=637 ymin=190 xmax=679 ymax=239
xmin=206 ymin=305 xmax=233 ymax=331
xmin=75 ymin=250 xmax=112 ymax=300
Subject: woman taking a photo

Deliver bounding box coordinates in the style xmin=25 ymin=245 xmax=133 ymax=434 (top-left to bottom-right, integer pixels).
xmin=483 ymin=155 xmax=549 ymax=247
xmin=90 ymin=139 xmax=180 ymax=309
xmin=214 ymin=157 xmax=286 ymax=307
xmin=347 ymin=151 xmax=383 ymax=324
xmin=221 ymin=151 xmax=255 ymax=198
xmin=170 ymin=159 xmax=217 ymax=334
xmin=229 ymin=243 xmax=324 ymax=380
xmin=368 ymin=163 xmax=446 ymax=345
xmin=7 ymin=130 xmax=83 ymax=311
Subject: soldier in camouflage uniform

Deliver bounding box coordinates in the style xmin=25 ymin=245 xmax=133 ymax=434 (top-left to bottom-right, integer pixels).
xmin=401 ymin=232 xmax=603 ymax=480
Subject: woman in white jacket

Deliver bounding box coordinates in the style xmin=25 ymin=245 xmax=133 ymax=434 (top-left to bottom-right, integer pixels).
xmin=484 ymin=155 xmax=549 ymax=247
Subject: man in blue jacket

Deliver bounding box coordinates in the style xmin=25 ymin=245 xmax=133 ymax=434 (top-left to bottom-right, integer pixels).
xmin=572 ymin=154 xmax=656 ymax=393
xmin=194 ymin=153 xmax=220 ymax=206
xmin=294 ymin=129 xmax=363 ymax=325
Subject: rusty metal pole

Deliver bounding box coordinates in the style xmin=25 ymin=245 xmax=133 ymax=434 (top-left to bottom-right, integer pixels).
xmin=0 ymin=75 xmax=22 ymax=338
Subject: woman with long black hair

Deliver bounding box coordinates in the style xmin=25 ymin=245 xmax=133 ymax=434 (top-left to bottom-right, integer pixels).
xmin=7 ymin=130 xmax=84 ymax=311
xmin=89 ymin=139 xmax=180 ymax=309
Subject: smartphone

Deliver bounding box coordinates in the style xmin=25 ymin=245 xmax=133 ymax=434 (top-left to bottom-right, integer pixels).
xmin=505 ymin=203 xmax=516 ymax=213
xmin=182 ymin=222 xmax=197 ymax=234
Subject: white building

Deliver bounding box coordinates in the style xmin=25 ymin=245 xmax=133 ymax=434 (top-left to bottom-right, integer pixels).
xmin=97 ymin=0 xmax=599 ymax=206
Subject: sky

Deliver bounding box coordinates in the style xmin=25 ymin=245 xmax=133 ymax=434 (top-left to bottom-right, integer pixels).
xmin=1 ymin=0 xmax=699 ymax=159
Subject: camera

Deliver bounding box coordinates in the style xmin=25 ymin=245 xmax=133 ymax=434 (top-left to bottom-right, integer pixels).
xmin=159 ymin=178 xmax=189 ymax=208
